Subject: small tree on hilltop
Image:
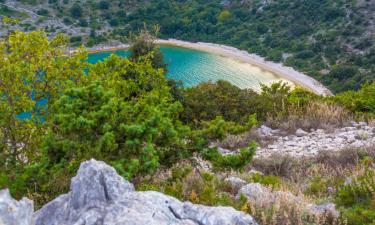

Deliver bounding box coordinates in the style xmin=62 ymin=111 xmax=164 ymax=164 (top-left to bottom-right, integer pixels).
xmin=129 ymin=25 xmax=167 ymax=72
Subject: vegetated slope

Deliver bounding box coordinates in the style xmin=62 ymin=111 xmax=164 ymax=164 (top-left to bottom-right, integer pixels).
xmin=2 ymin=29 xmax=375 ymax=225
xmin=0 ymin=0 xmax=374 ymax=91
xmin=126 ymin=0 xmax=375 ymax=93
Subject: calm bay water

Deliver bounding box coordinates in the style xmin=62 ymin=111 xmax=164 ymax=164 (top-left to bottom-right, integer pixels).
xmin=19 ymin=46 xmax=287 ymax=119
xmin=88 ymin=46 xmax=287 ymax=92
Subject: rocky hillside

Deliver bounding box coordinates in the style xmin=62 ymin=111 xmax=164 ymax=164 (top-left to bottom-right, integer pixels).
xmin=0 ymin=159 xmax=257 ymax=225
xmin=255 ymin=121 xmax=375 ymax=158
xmin=1 ymin=29 xmax=375 ymax=225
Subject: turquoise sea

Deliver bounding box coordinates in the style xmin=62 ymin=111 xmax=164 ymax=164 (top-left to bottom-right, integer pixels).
xmin=88 ymin=45 xmax=287 ymax=92
xmin=18 ymin=45 xmax=287 ymax=120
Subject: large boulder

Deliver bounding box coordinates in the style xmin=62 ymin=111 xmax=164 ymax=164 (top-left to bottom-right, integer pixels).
xmin=0 ymin=189 xmax=34 ymax=225
xmin=295 ymin=128 xmax=308 ymax=137
xmin=224 ymin=177 xmax=247 ymax=192
xmin=258 ymin=125 xmax=274 ymax=136
xmin=34 ymin=159 xmax=257 ymax=225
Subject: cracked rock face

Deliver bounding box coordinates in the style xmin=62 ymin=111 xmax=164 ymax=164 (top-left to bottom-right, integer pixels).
xmin=34 ymin=159 xmax=257 ymax=225
xmin=0 ymin=189 xmax=34 ymax=225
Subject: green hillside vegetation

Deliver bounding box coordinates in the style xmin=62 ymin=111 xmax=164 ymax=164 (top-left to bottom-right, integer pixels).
xmin=123 ymin=0 xmax=374 ymax=93
xmin=0 ymin=0 xmax=374 ymax=93
xmin=1 ymin=31 xmax=375 ymax=224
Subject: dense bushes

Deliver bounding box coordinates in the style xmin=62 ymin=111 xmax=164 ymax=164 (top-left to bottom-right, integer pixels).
xmin=44 ymin=54 xmax=192 ymax=178
xmin=1 ymin=31 xmax=190 ymax=205
xmin=0 ymin=31 xmax=261 ymax=207
xmin=335 ymin=166 xmax=375 ymax=225
xmin=180 ymin=80 xmax=358 ymax=133
xmin=181 ymin=80 xmax=261 ymax=124
xmin=6 ymin=0 xmax=374 ymax=93
xmin=334 ymin=82 xmax=375 ymax=115
xmin=119 ymin=0 xmax=373 ymax=93
xmin=202 ymin=142 xmax=257 ymax=171
xmin=1 ymin=30 xmax=375 ymax=223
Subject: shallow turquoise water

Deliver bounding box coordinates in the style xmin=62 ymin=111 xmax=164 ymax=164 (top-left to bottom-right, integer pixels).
xmin=88 ymin=46 xmax=287 ymax=92
xmin=19 ymin=46 xmax=287 ymax=119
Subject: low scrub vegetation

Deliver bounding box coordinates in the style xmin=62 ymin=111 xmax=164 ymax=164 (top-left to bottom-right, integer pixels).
xmin=137 ymin=146 xmax=375 ymax=225
xmin=1 ymin=30 xmax=375 ymax=224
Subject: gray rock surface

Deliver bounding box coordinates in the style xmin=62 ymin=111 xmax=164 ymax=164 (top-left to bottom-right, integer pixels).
xmin=295 ymin=128 xmax=308 ymax=137
xmin=237 ymin=183 xmax=272 ymax=203
xmin=224 ymin=177 xmax=247 ymax=191
xmin=0 ymin=189 xmax=34 ymax=225
xmin=308 ymin=203 xmax=340 ymax=218
xmin=256 ymin=123 xmax=375 ymax=158
xmin=34 ymin=159 xmax=257 ymax=225
xmin=258 ymin=125 xmax=274 ymax=136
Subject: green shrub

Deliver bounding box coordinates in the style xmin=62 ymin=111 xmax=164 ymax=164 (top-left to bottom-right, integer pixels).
xmin=335 ymin=166 xmax=375 ymax=225
xmin=181 ymin=80 xmax=261 ymax=125
xmin=44 ymin=55 xmax=190 ymax=179
xmin=334 ymin=82 xmax=375 ymax=115
xmin=247 ymin=173 xmax=282 ymax=189
xmin=171 ymin=165 xmax=193 ymax=181
xmin=202 ymin=142 xmax=257 ymax=171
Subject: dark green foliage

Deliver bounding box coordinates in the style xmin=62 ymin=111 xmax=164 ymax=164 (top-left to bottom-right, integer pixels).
xmin=247 ymin=173 xmax=282 ymax=189
xmin=259 ymin=82 xmax=291 ymax=114
xmin=192 ymin=115 xmax=257 ymax=149
xmin=4 ymin=28 xmax=375 ymax=221
xmin=98 ymin=1 xmax=110 ymax=10
xmin=202 ymin=142 xmax=257 ymax=171
xmin=36 ymin=9 xmax=49 ymax=16
xmin=181 ymin=80 xmax=261 ymax=124
xmin=4 ymin=0 xmax=374 ymax=93
xmin=116 ymin=0 xmax=373 ymax=93
xmin=70 ymin=4 xmax=82 ymax=18
xmin=335 ymin=166 xmax=375 ymax=225
xmin=44 ymin=55 xmax=189 ymax=178
xmin=328 ymin=66 xmax=359 ymax=80
xmin=334 ymin=82 xmax=375 ymax=115
xmin=70 ymin=36 xmax=82 ymax=43
xmin=129 ymin=28 xmax=167 ymax=71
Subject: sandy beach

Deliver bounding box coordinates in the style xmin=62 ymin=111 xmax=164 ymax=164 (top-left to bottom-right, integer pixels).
xmin=87 ymin=39 xmax=332 ymax=96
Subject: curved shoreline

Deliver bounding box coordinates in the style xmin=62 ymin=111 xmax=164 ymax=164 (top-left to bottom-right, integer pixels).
xmin=88 ymin=39 xmax=332 ymax=96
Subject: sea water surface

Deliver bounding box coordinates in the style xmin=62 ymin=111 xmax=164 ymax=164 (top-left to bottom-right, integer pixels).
xmin=18 ymin=46 xmax=287 ymax=119
xmin=88 ymin=46 xmax=288 ymax=92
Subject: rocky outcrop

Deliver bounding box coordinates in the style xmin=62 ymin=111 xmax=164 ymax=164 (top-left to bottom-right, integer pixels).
xmin=32 ymin=159 xmax=257 ymax=225
xmin=0 ymin=189 xmax=34 ymax=225
xmin=295 ymin=128 xmax=308 ymax=137
xmin=309 ymin=203 xmax=340 ymax=218
xmin=256 ymin=123 xmax=375 ymax=157
xmin=237 ymin=183 xmax=339 ymax=218
xmin=224 ymin=177 xmax=247 ymax=192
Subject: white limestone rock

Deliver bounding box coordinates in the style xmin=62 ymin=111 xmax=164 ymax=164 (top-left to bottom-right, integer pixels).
xmin=309 ymin=203 xmax=340 ymax=218
xmin=34 ymin=159 xmax=257 ymax=225
xmin=224 ymin=177 xmax=247 ymax=192
xmin=256 ymin=123 xmax=375 ymax=158
xmin=258 ymin=125 xmax=274 ymax=136
xmin=0 ymin=189 xmax=34 ymax=225
xmin=295 ymin=128 xmax=308 ymax=137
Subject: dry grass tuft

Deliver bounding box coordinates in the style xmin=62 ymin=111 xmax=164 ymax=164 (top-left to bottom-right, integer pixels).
xmin=252 ymin=146 xmax=375 ymax=198
xmin=243 ymin=192 xmax=343 ymax=225
xmin=267 ymin=101 xmax=353 ymax=133
xmin=218 ymin=128 xmax=275 ymax=149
